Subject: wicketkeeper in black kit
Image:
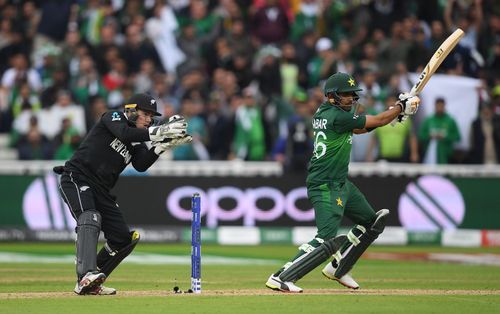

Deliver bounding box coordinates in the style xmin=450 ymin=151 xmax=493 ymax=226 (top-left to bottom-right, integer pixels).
xmin=54 ymin=93 xmax=192 ymax=295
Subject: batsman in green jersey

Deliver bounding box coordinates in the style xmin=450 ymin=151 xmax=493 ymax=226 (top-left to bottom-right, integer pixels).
xmin=266 ymin=72 xmax=421 ymax=293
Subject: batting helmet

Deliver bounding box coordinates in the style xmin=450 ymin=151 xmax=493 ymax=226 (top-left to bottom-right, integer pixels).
xmin=124 ymin=93 xmax=162 ymax=116
xmin=323 ymin=72 xmax=362 ymax=97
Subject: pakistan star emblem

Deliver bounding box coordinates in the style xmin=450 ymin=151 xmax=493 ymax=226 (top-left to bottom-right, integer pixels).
xmin=348 ymin=78 xmax=355 ymax=86
xmin=336 ymin=197 xmax=343 ymax=207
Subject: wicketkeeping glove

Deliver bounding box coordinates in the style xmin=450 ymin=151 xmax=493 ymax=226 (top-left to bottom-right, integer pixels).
xmin=148 ymin=115 xmax=187 ymax=141
xmin=153 ymin=134 xmax=193 ymax=155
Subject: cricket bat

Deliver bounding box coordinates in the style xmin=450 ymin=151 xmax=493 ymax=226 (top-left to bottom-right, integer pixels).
xmin=391 ymin=28 xmax=465 ymax=126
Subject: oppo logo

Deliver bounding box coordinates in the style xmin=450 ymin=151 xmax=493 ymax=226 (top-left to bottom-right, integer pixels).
xmin=167 ymin=186 xmax=314 ymax=227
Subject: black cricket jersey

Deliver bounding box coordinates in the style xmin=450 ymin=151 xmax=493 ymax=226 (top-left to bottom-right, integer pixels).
xmin=64 ymin=110 xmax=159 ymax=191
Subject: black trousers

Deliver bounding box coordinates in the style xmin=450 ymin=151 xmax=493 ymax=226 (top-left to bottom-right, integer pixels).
xmin=59 ymin=171 xmax=131 ymax=249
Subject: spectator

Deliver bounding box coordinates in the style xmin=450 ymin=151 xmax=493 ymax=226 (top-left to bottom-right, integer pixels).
xmin=20 ymin=1 xmax=40 ymax=47
xmin=53 ymin=117 xmax=81 ymax=160
xmin=40 ymin=66 xmax=70 ymax=109
xmin=350 ymin=102 xmax=376 ymax=162
xmin=358 ymin=70 xmax=384 ymax=112
xmin=406 ymin=27 xmax=432 ymax=73
xmin=0 ymin=17 xmax=28 ymax=75
xmin=60 ymin=29 xmax=82 ymax=75
xmin=172 ymin=96 xmax=208 ymax=160
xmin=444 ymin=0 xmax=483 ymax=54
xmin=368 ymin=0 xmax=407 ymax=35
xmin=150 ymin=73 xmax=178 ymax=113
xmin=294 ymin=30 xmax=316 ymax=89
xmin=366 ymin=95 xmax=419 ymax=163
xmin=92 ymin=20 xmax=123 ymax=76
xmin=214 ymin=0 xmax=244 ymax=33
xmin=427 ymin=20 xmax=448 ymax=53
xmin=212 ymin=37 xmax=234 ymax=71
xmin=289 ymin=0 xmax=320 ymax=43
xmin=122 ymin=24 xmax=160 ymax=75
xmin=419 ymin=97 xmax=461 ymax=164
xmin=256 ymin=46 xmax=282 ymax=98
xmin=102 ymin=58 xmax=127 ymax=93
xmin=230 ymin=53 xmax=254 ymax=91
xmin=1 ymin=53 xmax=42 ymax=93
xmin=485 ymin=40 xmax=500 ymax=87
xmin=133 ymin=59 xmax=157 ymax=94
xmin=357 ymin=42 xmax=380 ymax=75
xmin=0 ymin=0 xmax=496 ymax=165
xmin=175 ymin=67 xmax=209 ymax=102
xmin=251 ymin=0 xmax=290 ymax=46
xmin=145 ymin=2 xmax=186 ymax=75
xmin=377 ymin=22 xmax=412 ymax=81
xmin=231 ymin=88 xmax=268 ymax=161
xmin=79 ymin=0 xmax=111 ymax=46
xmin=209 ymin=68 xmax=239 ymax=110
xmin=185 ymin=0 xmax=222 ymax=39
xmin=39 ymin=90 xmax=86 ymax=139
xmin=335 ymin=39 xmax=355 ymax=75
xmin=468 ymin=102 xmax=500 ymax=164
xmin=10 ymin=85 xmax=41 ymax=147
xmin=280 ymin=42 xmax=300 ymax=101
xmin=307 ymin=37 xmax=336 ymax=88
xmin=33 ymin=0 xmax=76 ymax=62
xmin=70 ymin=54 xmax=107 ymax=107
xmin=226 ymin=17 xmax=254 ymax=57
xmin=10 ymin=82 xmax=41 ymax=119
xmin=85 ymin=96 xmax=107 ymax=131
xmin=205 ymin=92 xmax=234 ymax=160
xmin=272 ymin=89 xmax=313 ymax=172
xmin=16 ymin=116 xmax=52 ymax=160
xmin=176 ymin=20 xmax=204 ymax=77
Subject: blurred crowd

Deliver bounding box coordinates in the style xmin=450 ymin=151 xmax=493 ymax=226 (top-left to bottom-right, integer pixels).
xmin=0 ymin=0 xmax=499 ymax=170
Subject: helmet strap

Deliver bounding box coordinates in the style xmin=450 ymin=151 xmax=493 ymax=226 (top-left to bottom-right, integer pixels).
xmin=327 ymin=92 xmax=355 ymax=112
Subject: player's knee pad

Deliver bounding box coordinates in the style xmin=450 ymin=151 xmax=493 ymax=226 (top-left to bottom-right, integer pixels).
xmin=279 ymin=235 xmax=346 ymax=282
xmin=334 ymin=209 xmax=390 ymax=278
xmin=76 ymin=210 xmax=101 ymax=278
xmin=77 ymin=210 xmax=102 ymax=229
xmin=96 ymin=230 xmax=140 ymax=277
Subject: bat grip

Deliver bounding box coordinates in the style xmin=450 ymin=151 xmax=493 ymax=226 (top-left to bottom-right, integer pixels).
xmin=390 ymin=90 xmax=418 ymax=126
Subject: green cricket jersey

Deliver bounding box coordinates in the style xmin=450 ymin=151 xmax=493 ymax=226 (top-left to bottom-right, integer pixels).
xmin=306 ymin=102 xmax=366 ymax=184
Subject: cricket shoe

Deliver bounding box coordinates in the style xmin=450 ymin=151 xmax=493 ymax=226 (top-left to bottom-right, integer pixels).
xmin=86 ymin=284 xmax=117 ymax=295
xmin=321 ymin=262 xmax=359 ymax=290
xmin=265 ymin=274 xmax=303 ymax=293
xmin=74 ymin=271 xmax=107 ymax=295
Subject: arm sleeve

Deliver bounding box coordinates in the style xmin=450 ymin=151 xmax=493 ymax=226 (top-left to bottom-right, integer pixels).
xmin=101 ymin=111 xmax=151 ymax=142
xmin=131 ymin=143 xmax=159 ymax=172
xmin=332 ymin=111 xmax=367 ymax=133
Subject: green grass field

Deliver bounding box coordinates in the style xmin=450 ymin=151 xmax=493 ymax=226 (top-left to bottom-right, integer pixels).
xmin=0 ymin=243 xmax=499 ymax=313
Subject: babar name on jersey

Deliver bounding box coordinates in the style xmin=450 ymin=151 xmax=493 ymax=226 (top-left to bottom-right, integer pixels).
xmin=312 ymin=118 xmax=328 ymax=130
xmin=109 ymin=138 xmax=132 ymax=163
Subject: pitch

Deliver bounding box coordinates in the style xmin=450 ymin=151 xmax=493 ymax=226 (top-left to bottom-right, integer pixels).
xmin=0 ymin=243 xmax=499 ymax=313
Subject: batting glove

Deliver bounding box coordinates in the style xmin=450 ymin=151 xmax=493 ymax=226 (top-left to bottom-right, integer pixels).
xmin=398 ymin=93 xmax=420 ymax=115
